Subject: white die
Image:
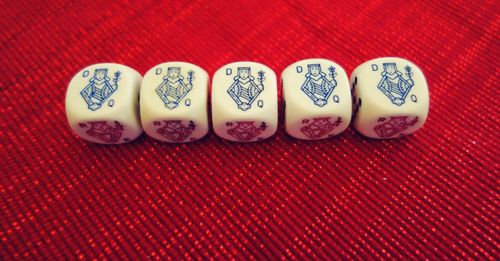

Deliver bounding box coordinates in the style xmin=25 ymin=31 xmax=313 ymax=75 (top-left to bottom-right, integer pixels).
xmin=140 ymin=62 xmax=209 ymax=143
xmin=282 ymin=59 xmax=352 ymax=140
xmin=65 ymin=63 xmax=143 ymax=144
xmin=351 ymin=57 xmax=429 ymax=139
xmin=212 ymin=62 xmax=278 ymax=142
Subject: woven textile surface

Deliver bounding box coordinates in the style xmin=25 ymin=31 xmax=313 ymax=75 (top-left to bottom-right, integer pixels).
xmin=1 ymin=0 xmax=498 ymax=259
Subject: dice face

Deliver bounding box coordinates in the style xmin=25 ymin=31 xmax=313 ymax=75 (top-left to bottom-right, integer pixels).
xmin=282 ymin=59 xmax=352 ymax=140
xmin=140 ymin=62 xmax=209 ymax=143
xmin=351 ymin=57 xmax=429 ymax=139
xmin=212 ymin=62 xmax=277 ymax=142
xmin=65 ymin=63 xmax=143 ymax=144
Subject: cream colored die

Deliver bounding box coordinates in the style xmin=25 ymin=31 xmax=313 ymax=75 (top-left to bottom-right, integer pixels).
xmin=65 ymin=63 xmax=143 ymax=144
xmin=351 ymin=57 xmax=429 ymax=139
xmin=212 ymin=62 xmax=278 ymax=142
xmin=140 ymin=62 xmax=209 ymax=143
xmin=282 ymin=58 xmax=351 ymax=140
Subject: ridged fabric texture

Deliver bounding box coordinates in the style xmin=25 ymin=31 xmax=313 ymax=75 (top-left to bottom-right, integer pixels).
xmin=1 ymin=0 xmax=498 ymax=259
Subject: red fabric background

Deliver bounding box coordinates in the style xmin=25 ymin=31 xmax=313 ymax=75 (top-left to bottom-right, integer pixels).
xmin=1 ymin=0 xmax=498 ymax=259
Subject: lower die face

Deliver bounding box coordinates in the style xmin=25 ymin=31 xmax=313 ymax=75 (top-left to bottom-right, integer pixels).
xmin=140 ymin=62 xmax=209 ymax=143
xmin=282 ymin=59 xmax=352 ymax=140
xmin=212 ymin=62 xmax=278 ymax=142
xmin=351 ymin=57 xmax=429 ymax=139
xmin=65 ymin=63 xmax=143 ymax=144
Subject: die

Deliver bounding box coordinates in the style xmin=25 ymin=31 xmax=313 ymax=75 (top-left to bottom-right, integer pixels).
xmin=65 ymin=63 xmax=143 ymax=144
xmin=350 ymin=57 xmax=429 ymax=139
xmin=212 ymin=62 xmax=278 ymax=142
xmin=140 ymin=62 xmax=209 ymax=143
xmin=282 ymin=58 xmax=352 ymax=140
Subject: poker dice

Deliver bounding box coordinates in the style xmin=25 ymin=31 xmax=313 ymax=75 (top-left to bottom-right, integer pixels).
xmin=351 ymin=57 xmax=429 ymax=139
xmin=212 ymin=62 xmax=278 ymax=142
xmin=282 ymin=59 xmax=351 ymax=140
xmin=140 ymin=62 xmax=209 ymax=143
xmin=66 ymin=58 xmax=429 ymax=144
xmin=66 ymin=63 xmax=143 ymax=144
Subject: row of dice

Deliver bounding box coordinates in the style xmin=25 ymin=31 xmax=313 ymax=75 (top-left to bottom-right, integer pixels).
xmin=66 ymin=58 xmax=429 ymax=144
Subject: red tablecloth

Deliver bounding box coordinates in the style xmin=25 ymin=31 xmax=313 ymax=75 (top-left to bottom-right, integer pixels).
xmin=1 ymin=0 xmax=498 ymax=259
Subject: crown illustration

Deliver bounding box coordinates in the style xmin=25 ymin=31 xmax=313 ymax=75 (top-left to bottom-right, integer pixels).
xmin=307 ymin=64 xmax=321 ymax=69
xmin=94 ymin=68 xmax=108 ymax=73
xmin=167 ymin=67 xmax=181 ymax=72
xmin=237 ymin=67 xmax=251 ymax=72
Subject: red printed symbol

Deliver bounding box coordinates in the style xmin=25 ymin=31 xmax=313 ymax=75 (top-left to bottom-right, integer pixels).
xmin=82 ymin=121 xmax=123 ymax=143
xmin=156 ymin=120 xmax=195 ymax=142
xmin=300 ymin=117 xmax=342 ymax=139
xmin=373 ymin=116 xmax=418 ymax=138
xmin=227 ymin=121 xmax=266 ymax=141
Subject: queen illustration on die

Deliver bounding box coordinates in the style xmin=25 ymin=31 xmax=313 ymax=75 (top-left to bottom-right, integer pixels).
xmin=376 ymin=63 xmax=414 ymax=106
xmin=156 ymin=67 xmax=194 ymax=110
xmin=300 ymin=64 xmax=337 ymax=107
xmin=227 ymin=67 xmax=264 ymax=111
xmin=80 ymin=68 xmax=120 ymax=111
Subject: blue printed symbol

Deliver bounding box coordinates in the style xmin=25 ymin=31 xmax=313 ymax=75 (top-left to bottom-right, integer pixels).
xmin=300 ymin=64 xmax=337 ymax=107
xmin=156 ymin=67 xmax=194 ymax=110
xmin=80 ymin=69 xmax=120 ymax=111
xmin=377 ymin=63 xmax=414 ymax=106
xmin=227 ymin=67 xmax=265 ymax=111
